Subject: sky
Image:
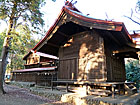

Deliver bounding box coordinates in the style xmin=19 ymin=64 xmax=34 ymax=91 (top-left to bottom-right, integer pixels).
xmin=0 ymin=0 xmax=139 ymax=36
xmin=41 ymin=0 xmax=140 ymax=34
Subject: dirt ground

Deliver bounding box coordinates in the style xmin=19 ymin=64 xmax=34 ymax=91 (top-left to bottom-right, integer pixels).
xmin=1 ymin=85 xmax=70 ymax=105
xmin=2 ymin=84 xmax=140 ymax=105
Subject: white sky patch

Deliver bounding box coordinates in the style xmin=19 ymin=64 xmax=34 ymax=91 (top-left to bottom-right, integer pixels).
xmin=0 ymin=0 xmax=139 ymax=36
xmin=42 ymin=0 xmax=139 ymax=34
xmin=0 ymin=20 xmax=7 ymax=33
xmin=41 ymin=0 xmax=64 ymax=31
xmin=74 ymin=0 xmax=139 ymax=33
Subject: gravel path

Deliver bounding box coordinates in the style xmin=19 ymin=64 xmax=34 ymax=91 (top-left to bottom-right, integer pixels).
xmin=0 ymin=85 xmax=56 ymax=105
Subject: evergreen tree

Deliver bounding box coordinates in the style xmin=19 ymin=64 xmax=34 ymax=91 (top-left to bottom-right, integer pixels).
xmin=0 ymin=0 xmax=54 ymax=94
xmin=5 ymin=24 xmax=39 ymax=71
xmin=125 ymin=60 xmax=140 ymax=88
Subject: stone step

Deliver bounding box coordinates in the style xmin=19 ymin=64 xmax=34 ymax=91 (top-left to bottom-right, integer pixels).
xmin=90 ymin=91 xmax=109 ymax=97
xmin=90 ymin=89 xmax=111 ymax=93
xmin=124 ymin=83 xmax=137 ymax=94
xmin=89 ymin=89 xmax=112 ymax=96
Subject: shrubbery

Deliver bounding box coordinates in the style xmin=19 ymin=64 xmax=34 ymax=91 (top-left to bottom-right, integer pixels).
xmin=125 ymin=59 xmax=140 ymax=88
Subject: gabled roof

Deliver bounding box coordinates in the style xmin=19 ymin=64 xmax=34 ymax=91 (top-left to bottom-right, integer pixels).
xmin=35 ymin=52 xmax=59 ymax=60
xmin=23 ymin=50 xmax=58 ymax=60
xmin=130 ymin=33 xmax=140 ymax=48
xmin=24 ymin=1 xmax=138 ymax=59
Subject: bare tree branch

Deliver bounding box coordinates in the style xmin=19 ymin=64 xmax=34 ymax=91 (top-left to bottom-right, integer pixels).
xmin=134 ymin=16 xmax=140 ymax=21
xmin=124 ymin=15 xmax=140 ymax=26
xmin=131 ymin=8 xmax=133 ymax=17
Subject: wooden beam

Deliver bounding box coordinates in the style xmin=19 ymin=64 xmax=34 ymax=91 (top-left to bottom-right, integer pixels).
xmin=113 ymin=47 xmax=137 ymax=54
xmin=47 ymin=42 xmax=60 ymax=48
xmin=120 ymin=31 xmax=131 ymax=43
xmin=57 ymin=31 xmax=68 ymax=37
xmin=105 ymin=31 xmax=121 ymax=46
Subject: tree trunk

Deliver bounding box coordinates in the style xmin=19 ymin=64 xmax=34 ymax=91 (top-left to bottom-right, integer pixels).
xmin=0 ymin=42 xmax=8 ymax=94
xmin=0 ymin=19 xmax=13 ymax=94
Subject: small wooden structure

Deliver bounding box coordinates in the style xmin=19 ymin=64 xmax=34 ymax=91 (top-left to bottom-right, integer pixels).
xmin=12 ymin=51 xmax=58 ymax=86
xmin=13 ymin=1 xmax=139 ymax=96
xmin=130 ymin=33 xmax=140 ymax=61
xmin=130 ymin=33 xmax=140 ymax=48
xmin=23 ymin=50 xmax=58 ymax=69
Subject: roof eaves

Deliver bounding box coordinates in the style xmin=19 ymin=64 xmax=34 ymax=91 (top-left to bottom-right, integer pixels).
xmin=63 ymin=7 xmax=136 ymax=46
xmin=23 ymin=51 xmax=31 ymax=60
xmin=32 ymin=7 xmax=66 ymax=51
xmin=64 ymin=7 xmax=123 ymax=31
xmin=23 ymin=2 xmax=136 ymax=59
xmin=121 ymin=23 xmax=134 ymax=43
xmin=23 ymin=7 xmax=66 ymax=59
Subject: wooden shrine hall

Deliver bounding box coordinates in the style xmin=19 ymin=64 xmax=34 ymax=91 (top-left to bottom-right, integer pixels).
xmin=12 ymin=51 xmax=58 ymax=86
xmin=12 ymin=1 xmax=139 ymax=97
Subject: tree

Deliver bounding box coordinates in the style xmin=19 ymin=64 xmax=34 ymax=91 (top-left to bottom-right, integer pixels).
xmin=125 ymin=59 xmax=140 ymax=88
xmin=124 ymin=0 xmax=140 ymax=26
xmin=6 ymin=24 xmax=39 ymax=71
xmin=0 ymin=0 xmax=47 ymax=94
xmin=0 ymin=35 xmax=4 ymax=56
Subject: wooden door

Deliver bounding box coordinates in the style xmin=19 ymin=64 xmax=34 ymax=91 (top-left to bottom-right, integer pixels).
xmin=58 ymin=58 xmax=78 ymax=80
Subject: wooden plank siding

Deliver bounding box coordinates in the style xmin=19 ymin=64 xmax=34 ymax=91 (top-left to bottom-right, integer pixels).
xmin=13 ymin=72 xmax=57 ymax=86
xmin=12 ymin=73 xmax=36 ymax=82
xmin=105 ymin=44 xmax=126 ymax=82
xmin=58 ymin=31 xmax=107 ymax=82
xmin=59 ymin=58 xmax=78 ymax=80
xmin=26 ymin=53 xmax=40 ymax=65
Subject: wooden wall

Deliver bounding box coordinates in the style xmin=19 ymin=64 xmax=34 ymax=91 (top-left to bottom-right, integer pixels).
xmin=12 ymin=72 xmax=57 ymax=86
xmin=59 ymin=58 xmax=78 ymax=80
xmin=25 ymin=53 xmax=55 ymax=68
xmin=58 ymin=31 xmax=106 ymax=82
xmin=12 ymin=72 xmax=36 ymax=82
xmin=26 ymin=53 xmax=40 ymax=64
xmin=40 ymin=57 xmax=51 ymax=62
xmin=105 ymin=44 xmax=126 ymax=82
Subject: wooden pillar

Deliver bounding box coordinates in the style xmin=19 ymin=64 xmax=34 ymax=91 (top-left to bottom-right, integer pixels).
xmin=66 ymin=83 xmax=69 ymax=92
xmin=51 ymin=81 xmax=53 ymax=91
xmin=123 ymin=84 xmax=125 ymax=95
xmin=112 ymin=84 xmax=116 ymax=98
xmin=118 ymin=84 xmax=121 ymax=95
xmin=51 ymin=73 xmax=54 ymax=81
xmin=35 ymin=73 xmax=38 ymax=85
xmin=86 ymin=83 xmax=89 ymax=95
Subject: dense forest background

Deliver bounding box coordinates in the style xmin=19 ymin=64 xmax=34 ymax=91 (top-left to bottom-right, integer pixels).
xmin=0 ymin=25 xmax=39 ymax=70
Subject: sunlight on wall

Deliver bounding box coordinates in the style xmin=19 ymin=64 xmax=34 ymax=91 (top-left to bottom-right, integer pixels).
xmin=64 ymin=37 xmax=73 ymax=47
xmin=78 ymin=32 xmax=106 ymax=81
